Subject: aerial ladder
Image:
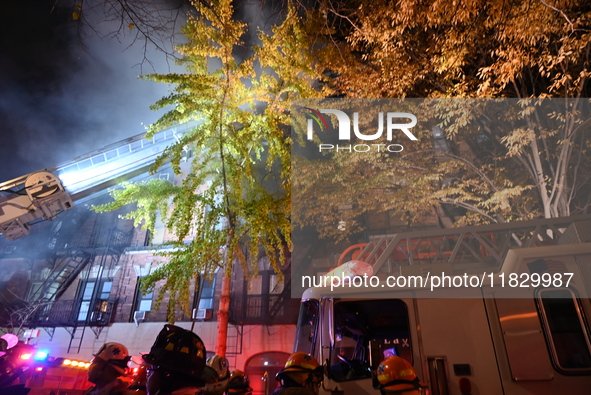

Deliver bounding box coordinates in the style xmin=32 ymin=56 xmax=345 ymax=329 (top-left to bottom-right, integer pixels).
xmin=0 ymin=121 xmax=196 ymax=242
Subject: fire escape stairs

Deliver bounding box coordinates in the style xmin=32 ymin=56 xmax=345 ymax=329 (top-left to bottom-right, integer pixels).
xmin=33 ymin=252 xmax=92 ymax=303
xmin=66 ymin=324 xmax=87 ymax=354
xmin=225 ymin=323 xmax=243 ymax=370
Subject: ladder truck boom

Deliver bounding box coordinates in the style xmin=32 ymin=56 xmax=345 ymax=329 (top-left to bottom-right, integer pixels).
xmin=0 ymin=172 xmax=73 ymax=241
xmin=0 ymin=121 xmax=197 ymax=241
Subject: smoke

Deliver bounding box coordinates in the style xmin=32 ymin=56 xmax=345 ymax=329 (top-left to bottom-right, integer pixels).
xmin=0 ymin=0 xmax=181 ymax=182
xmin=0 ymin=0 xmax=283 ymax=184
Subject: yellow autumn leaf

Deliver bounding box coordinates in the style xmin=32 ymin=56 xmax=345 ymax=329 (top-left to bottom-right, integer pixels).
xmin=72 ymin=11 xmax=80 ymax=21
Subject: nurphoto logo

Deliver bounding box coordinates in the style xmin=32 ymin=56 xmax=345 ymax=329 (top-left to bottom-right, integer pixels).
xmin=301 ymin=107 xmax=418 ymax=152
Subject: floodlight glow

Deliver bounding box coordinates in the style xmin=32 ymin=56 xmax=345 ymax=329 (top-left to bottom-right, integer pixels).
xmin=59 ymin=159 xmax=125 ymax=194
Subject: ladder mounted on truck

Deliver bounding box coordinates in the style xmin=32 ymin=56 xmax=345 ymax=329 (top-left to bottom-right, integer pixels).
xmin=0 ymin=171 xmax=73 ymax=241
xmin=0 ymin=121 xmax=198 ymax=241
xmin=337 ymin=215 xmax=591 ymax=276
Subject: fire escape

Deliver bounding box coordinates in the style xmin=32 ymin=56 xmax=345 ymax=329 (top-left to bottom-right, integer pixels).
xmin=229 ymin=255 xmax=301 ymax=324
xmin=26 ymin=205 xmax=134 ymax=352
xmin=0 ymin=121 xmax=199 ymax=352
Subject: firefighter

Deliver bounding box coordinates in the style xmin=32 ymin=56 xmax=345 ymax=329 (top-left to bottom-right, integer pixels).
xmin=86 ymin=342 xmax=132 ymax=395
xmin=142 ymin=324 xmax=207 ymax=395
xmin=224 ymin=370 xmax=252 ymax=395
xmin=375 ymin=356 xmax=427 ymax=395
xmin=272 ymin=352 xmax=323 ymax=395
xmin=200 ymin=355 xmax=231 ymax=395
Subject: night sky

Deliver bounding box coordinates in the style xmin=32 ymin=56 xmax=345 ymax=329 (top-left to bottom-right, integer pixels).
xmin=0 ymin=0 xmax=177 ymax=182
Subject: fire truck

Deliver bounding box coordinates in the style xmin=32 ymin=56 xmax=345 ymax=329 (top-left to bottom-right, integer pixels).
xmin=0 ymin=332 xmax=92 ymax=395
xmin=0 ymin=338 xmax=147 ymax=395
xmin=19 ymin=356 xmax=92 ymax=395
xmin=294 ymin=216 xmax=591 ymax=395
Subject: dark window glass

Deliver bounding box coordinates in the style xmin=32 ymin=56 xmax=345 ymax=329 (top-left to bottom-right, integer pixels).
xmin=77 ymin=280 xmax=112 ymax=322
xmin=538 ymin=288 xmax=591 ymax=374
xmin=294 ymin=300 xmax=319 ymax=355
xmin=330 ymin=299 xmax=411 ymax=382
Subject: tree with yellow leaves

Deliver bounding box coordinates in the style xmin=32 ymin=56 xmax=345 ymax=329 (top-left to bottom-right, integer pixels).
xmin=94 ymin=0 xmax=321 ymax=355
xmin=291 ymin=0 xmax=591 ymax=238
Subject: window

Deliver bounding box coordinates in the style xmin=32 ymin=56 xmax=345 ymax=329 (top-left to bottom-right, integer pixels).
xmin=537 ymin=288 xmax=591 ymax=374
xmin=432 ymin=126 xmax=450 ymax=154
xmin=294 ymin=300 xmax=319 ymax=355
xmin=231 ymin=269 xmax=299 ymax=325
xmin=244 ymin=271 xmax=286 ymax=320
xmin=195 ymin=275 xmax=216 ymax=310
xmin=134 ymin=277 xmax=153 ymax=313
xmin=77 ymin=280 xmax=112 ymax=322
xmin=27 ymin=282 xmax=43 ymax=301
xmin=248 ymin=276 xmax=263 ymax=295
xmin=329 ymin=299 xmax=411 ymax=382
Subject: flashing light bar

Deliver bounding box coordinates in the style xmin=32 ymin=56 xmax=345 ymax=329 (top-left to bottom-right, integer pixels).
xmin=62 ymin=359 xmax=91 ymax=369
xmin=34 ymin=350 xmax=49 ymax=361
xmin=20 ymin=353 xmax=33 ymax=360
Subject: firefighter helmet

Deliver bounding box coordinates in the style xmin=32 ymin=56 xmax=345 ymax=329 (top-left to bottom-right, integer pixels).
xmin=207 ymin=355 xmax=230 ymax=381
xmin=200 ymin=355 xmax=230 ymax=395
xmin=142 ymin=325 xmax=206 ymax=381
xmin=227 ymin=370 xmax=253 ymax=394
xmin=284 ymin=352 xmax=320 ymax=372
xmin=94 ymin=342 xmax=131 ymax=374
xmin=277 ymin=352 xmax=322 ymax=379
xmin=376 ymin=356 xmax=426 ymax=393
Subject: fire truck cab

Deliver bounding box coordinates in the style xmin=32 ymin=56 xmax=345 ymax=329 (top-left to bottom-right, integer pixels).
xmin=294 ymin=218 xmax=591 ymax=395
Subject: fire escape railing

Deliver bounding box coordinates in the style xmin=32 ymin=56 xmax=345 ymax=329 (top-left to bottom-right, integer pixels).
xmin=230 ymin=268 xmax=300 ymax=326
xmin=27 ymin=298 xmax=115 ymax=328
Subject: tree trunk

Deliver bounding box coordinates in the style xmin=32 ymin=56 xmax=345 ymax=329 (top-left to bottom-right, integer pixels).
xmin=215 ymin=274 xmax=232 ymax=358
